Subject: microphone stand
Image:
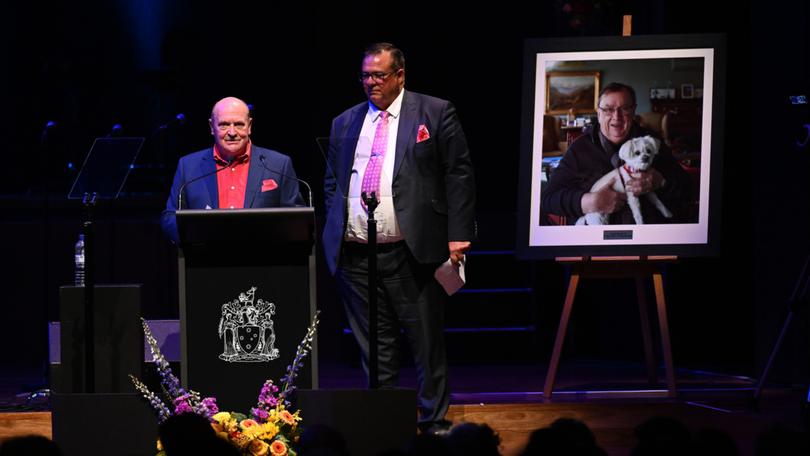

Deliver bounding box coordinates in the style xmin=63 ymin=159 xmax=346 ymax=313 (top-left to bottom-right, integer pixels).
xmin=753 ymin=254 xmax=810 ymax=419
xmin=362 ymin=191 xmax=380 ymax=389
xmin=177 ymin=157 xmax=237 ymax=210
xmin=258 ymin=155 xmax=312 ymax=207
xmin=81 ymin=192 xmax=98 ymax=393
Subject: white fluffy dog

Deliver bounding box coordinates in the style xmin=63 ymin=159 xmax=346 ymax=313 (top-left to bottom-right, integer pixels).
xmin=576 ymin=135 xmax=673 ymax=225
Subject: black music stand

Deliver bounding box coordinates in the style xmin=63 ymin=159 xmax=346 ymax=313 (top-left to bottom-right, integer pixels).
xmin=66 ymin=136 xmax=145 ymax=392
xmin=53 ymin=138 xmax=148 ymax=455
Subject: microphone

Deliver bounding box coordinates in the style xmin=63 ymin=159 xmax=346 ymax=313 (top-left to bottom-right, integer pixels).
xmin=159 ymin=113 xmax=186 ymax=131
xmin=258 ymin=154 xmax=312 ymax=208
xmin=177 ymin=157 xmax=235 ymax=210
xmin=107 ymin=123 xmax=124 ymax=137
xmin=41 ymin=121 xmax=57 ymax=145
xmin=316 ymin=136 xmax=354 ymax=205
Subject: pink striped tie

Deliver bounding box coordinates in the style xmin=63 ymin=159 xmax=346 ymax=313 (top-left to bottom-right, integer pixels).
xmin=361 ymin=111 xmax=390 ymax=210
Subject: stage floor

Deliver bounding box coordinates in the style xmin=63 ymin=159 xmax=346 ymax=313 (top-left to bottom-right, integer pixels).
xmin=1 ymin=361 xmax=806 ymax=455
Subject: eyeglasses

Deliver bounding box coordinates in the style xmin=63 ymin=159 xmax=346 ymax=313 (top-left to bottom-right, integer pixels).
xmin=358 ymin=70 xmax=398 ymax=83
xmin=216 ymin=121 xmax=249 ymax=132
xmin=598 ymin=105 xmax=636 ymax=117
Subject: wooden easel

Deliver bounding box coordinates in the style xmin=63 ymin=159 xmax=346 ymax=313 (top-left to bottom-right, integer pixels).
xmin=543 ymin=255 xmax=677 ymax=400
xmin=543 ymin=17 xmax=677 ymax=401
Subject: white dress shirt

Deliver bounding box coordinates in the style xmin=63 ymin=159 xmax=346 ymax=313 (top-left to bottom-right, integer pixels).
xmin=345 ymin=89 xmax=405 ymax=244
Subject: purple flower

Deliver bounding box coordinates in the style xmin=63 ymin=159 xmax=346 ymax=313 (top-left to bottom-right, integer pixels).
xmin=199 ymin=397 xmax=219 ymax=418
xmin=174 ymin=401 xmax=194 ymax=415
xmin=259 ymin=394 xmax=278 ymax=407
xmin=261 ymin=382 xmax=279 ymax=395
xmin=252 ymin=407 xmax=269 ymax=421
xmin=173 ymin=394 xmax=196 ymax=415
xmin=257 ymin=380 xmax=280 ymax=407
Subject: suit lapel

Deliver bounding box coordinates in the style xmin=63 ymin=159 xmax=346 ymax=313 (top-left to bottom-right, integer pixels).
xmin=341 ymin=107 xmax=365 ymax=196
xmin=394 ymin=92 xmax=417 ymax=180
xmin=200 ymin=152 xmax=219 ymax=208
xmin=244 ymin=148 xmax=264 ymax=208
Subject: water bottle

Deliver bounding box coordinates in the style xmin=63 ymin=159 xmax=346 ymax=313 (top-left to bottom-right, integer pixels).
xmin=74 ymin=234 xmax=85 ymax=286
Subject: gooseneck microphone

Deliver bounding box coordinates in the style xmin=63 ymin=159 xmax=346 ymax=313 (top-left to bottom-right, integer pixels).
xmin=258 ymin=154 xmax=313 ymax=208
xmin=177 ymin=157 xmax=238 ymax=210
xmin=159 ymin=113 xmax=186 ymax=131
xmin=41 ymin=121 xmax=57 ymax=145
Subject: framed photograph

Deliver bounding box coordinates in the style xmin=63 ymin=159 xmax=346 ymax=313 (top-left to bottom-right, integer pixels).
xmin=546 ymin=71 xmax=600 ymax=114
xmin=517 ymin=34 xmax=726 ymax=259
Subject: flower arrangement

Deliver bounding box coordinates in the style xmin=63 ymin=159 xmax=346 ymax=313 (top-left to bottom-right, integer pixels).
xmin=130 ymin=311 xmax=320 ymax=456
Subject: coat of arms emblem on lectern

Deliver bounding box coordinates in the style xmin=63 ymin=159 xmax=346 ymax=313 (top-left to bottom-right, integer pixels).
xmin=217 ymin=286 xmax=279 ymax=363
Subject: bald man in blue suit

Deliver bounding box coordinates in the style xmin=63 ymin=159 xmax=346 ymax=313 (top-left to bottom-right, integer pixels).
xmin=161 ymin=97 xmax=303 ymax=243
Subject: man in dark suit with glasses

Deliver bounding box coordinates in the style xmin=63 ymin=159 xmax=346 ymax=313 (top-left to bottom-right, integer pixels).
xmin=322 ymin=43 xmax=476 ymax=435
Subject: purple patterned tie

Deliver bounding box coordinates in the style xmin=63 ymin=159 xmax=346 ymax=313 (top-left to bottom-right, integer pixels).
xmin=361 ymin=111 xmax=390 ymax=210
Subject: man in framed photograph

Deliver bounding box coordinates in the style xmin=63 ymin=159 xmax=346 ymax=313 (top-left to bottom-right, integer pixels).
xmin=541 ymin=82 xmax=693 ymax=225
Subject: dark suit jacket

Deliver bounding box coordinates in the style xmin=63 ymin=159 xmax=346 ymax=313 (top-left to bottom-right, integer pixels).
xmin=322 ymin=91 xmax=476 ymax=275
xmin=161 ymin=145 xmax=303 ymax=243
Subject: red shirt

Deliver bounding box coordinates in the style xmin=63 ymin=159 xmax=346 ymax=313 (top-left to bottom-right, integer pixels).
xmin=213 ymin=143 xmax=251 ymax=209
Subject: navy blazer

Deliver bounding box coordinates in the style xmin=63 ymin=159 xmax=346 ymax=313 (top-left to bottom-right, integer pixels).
xmin=322 ymin=91 xmax=476 ymax=275
xmin=161 ymin=145 xmax=304 ymax=243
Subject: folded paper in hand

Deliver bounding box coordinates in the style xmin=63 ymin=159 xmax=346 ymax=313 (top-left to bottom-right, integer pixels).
xmin=434 ymin=256 xmax=466 ymax=295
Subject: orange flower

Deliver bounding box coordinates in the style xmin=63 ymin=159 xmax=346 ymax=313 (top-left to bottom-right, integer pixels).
xmin=278 ymin=410 xmax=296 ymax=426
xmin=270 ymin=440 xmax=288 ymax=456
xmin=248 ymin=439 xmax=270 ymax=456
xmin=241 ymin=419 xmax=260 ymax=429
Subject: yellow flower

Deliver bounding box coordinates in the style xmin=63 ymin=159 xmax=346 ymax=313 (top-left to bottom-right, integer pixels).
xmin=241 ymin=419 xmax=266 ymax=438
xmin=260 ymin=422 xmax=280 ymax=440
xmin=267 ymin=408 xmax=279 ymax=423
xmin=212 ymin=412 xmax=232 ymax=423
xmin=212 ymin=412 xmax=239 ymax=433
xmin=270 ymin=440 xmax=288 ymax=456
xmin=248 ymin=439 xmax=270 ymax=456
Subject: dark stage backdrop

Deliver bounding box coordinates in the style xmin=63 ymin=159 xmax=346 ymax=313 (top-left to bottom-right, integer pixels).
xmin=2 ymin=0 xmax=807 ymax=391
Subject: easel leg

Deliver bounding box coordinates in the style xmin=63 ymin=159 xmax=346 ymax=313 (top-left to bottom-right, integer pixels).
xmin=636 ymin=277 xmax=658 ymax=386
xmin=544 ymin=271 xmax=580 ymax=400
xmin=653 ymin=270 xmax=677 ymax=398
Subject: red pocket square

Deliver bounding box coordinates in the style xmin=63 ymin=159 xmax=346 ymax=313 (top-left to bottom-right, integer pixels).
xmin=417 ymin=124 xmax=430 ymax=143
xmin=261 ymin=178 xmax=278 ymax=192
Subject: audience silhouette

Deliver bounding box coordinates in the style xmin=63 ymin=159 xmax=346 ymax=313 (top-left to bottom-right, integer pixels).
xmin=0 ymin=435 xmax=63 ymax=456
xmin=158 ymin=413 xmax=239 ymax=456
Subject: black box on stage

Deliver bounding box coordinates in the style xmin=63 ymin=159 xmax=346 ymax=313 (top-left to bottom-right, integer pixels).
xmin=52 ymin=393 xmax=157 ymax=456
xmin=295 ymin=389 xmax=416 ymax=456
xmin=176 ymin=208 xmax=318 ymax=411
xmin=57 ymin=284 xmax=143 ymax=393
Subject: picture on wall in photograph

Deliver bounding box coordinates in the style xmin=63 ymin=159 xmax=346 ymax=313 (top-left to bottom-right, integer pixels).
xmin=546 ymin=71 xmax=600 ymax=114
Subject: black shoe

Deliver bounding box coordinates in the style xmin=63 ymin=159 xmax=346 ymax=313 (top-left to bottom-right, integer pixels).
xmin=419 ymin=419 xmax=452 ymax=436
